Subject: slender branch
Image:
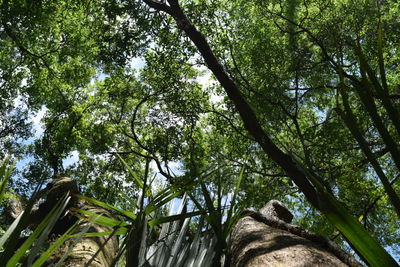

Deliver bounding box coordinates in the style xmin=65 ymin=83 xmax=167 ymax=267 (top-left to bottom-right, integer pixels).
xmin=207 ymin=108 xmax=255 ymax=142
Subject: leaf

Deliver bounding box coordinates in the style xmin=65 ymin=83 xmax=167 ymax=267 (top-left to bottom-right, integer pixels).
xmin=0 ymin=157 xmax=14 ymax=204
xmin=224 ymin=162 xmax=245 ymax=236
xmin=54 ymin=214 xmax=100 ymax=267
xmin=0 ymin=181 xmax=46 ymax=263
xmin=116 ymin=153 xmax=144 ymax=189
xmin=71 ymin=208 xmax=129 ymax=228
xmin=148 ymin=211 xmax=203 ymax=227
xmin=31 ymin=223 xmax=78 ymax=267
xmin=119 ymin=191 xmax=140 ymax=210
xmin=376 ymin=15 xmax=388 ymax=92
xmin=0 ymin=212 xmax=24 ymax=248
xmin=353 ymin=40 xmax=400 ymax=137
xmin=69 ymin=227 xmax=128 ymax=238
xmin=74 ymin=194 xmax=136 ymax=220
xmin=166 ymin=216 xmax=191 ymax=266
xmin=337 ymin=88 xmax=400 ymax=219
xmin=321 ymin=192 xmax=398 ymax=266
xmin=294 ymin=157 xmax=398 ymax=266
xmin=145 ymin=188 xmax=184 ymax=214
xmin=200 ymin=183 xmax=221 ymax=236
xmin=27 ymin=193 xmax=72 ymax=266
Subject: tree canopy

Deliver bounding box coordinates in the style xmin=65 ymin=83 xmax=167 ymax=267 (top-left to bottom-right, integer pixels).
xmin=1 ymin=0 xmax=399 ymax=265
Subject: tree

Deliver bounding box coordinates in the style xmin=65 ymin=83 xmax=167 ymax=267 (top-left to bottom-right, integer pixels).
xmin=0 ymin=0 xmax=399 ymax=265
xmin=142 ymin=0 xmax=399 ymax=264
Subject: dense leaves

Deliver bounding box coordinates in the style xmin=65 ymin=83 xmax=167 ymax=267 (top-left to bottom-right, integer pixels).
xmin=0 ymin=0 xmax=399 ymax=264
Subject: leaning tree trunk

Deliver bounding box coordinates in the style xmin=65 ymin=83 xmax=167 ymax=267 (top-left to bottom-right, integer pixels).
xmin=229 ymin=200 xmax=361 ymax=267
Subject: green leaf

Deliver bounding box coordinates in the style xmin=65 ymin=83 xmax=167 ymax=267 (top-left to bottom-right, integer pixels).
xmin=72 ymin=208 xmax=129 ymax=228
xmin=194 ymin=183 xmax=222 ymax=238
xmin=116 ymin=153 xmax=144 ymax=189
xmin=0 ymin=181 xmax=46 ymax=263
xmin=353 ymin=40 xmax=400 ymax=137
xmin=145 ymin=190 xmax=182 ymax=214
xmin=31 ymin=223 xmax=78 ymax=267
xmin=0 ymin=157 xmax=14 ymax=204
xmin=74 ymin=194 xmax=136 ymax=220
xmin=294 ymin=157 xmax=398 ymax=266
xmin=54 ymin=214 xmax=100 ymax=267
xmin=148 ymin=211 xmax=203 ymax=227
xmin=0 ymin=212 xmax=24 ymax=248
xmin=376 ymin=15 xmax=388 ymax=92
xmin=27 ymin=193 xmax=72 ymax=266
xmin=145 ymin=187 xmax=184 ymax=214
xmin=69 ymin=227 xmax=128 ymax=238
xmin=321 ymin=192 xmax=398 ymax=266
xmin=336 ymin=93 xmax=400 ymax=219
xmin=120 ymin=191 xmax=140 ymax=210
xmin=224 ymin=162 xmax=245 ymax=236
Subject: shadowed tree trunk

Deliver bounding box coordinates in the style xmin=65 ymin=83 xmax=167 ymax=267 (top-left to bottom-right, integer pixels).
xmin=229 ymin=200 xmax=361 ymax=267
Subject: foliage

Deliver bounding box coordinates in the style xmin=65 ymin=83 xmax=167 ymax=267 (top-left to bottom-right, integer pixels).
xmin=0 ymin=0 xmax=400 ymax=265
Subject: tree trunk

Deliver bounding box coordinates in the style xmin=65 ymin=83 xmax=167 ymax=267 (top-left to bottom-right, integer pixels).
xmin=49 ymin=204 xmax=119 ymax=267
xmin=229 ymin=200 xmax=361 ymax=267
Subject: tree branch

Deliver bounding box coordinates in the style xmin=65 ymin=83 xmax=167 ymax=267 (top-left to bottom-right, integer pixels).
xmin=144 ymin=0 xmax=320 ymax=208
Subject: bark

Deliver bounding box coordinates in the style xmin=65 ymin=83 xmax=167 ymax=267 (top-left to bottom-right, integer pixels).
xmin=5 ymin=193 xmax=24 ymax=221
xmin=49 ymin=204 xmax=119 ymax=267
xmin=229 ymin=200 xmax=361 ymax=267
xmin=44 ymin=178 xmax=118 ymax=267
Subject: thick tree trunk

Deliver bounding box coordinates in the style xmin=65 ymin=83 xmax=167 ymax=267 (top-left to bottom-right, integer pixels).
xmin=49 ymin=205 xmax=119 ymax=267
xmin=229 ymin=200 xmax=361 ymax=267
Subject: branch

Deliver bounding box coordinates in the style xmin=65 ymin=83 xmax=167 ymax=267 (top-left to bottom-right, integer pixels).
xmin=2 ymin=23 xmax=39 ymax=58
xmin=143 ymin=0 xmax=173 ymax=14
xmin=144 ymin=0 xmax=320 ymax=208
xmin=207 ymin=108 xmax=255 ymax=142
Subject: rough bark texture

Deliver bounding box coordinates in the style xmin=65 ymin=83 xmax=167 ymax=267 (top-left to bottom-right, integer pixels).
xmin=229 ymin=200 xmax=361 ymax=267
xmin=5 ymin=193 xmax=24 ymax=220
xmin=51 ymin=205 xmax=119 ymax=267
xmin=230 ymin=217 xmax=347 ymax=267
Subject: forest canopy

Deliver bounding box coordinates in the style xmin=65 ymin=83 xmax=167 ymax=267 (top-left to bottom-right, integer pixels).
xmin=0 ymin=0 xmax=399 ymax=265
